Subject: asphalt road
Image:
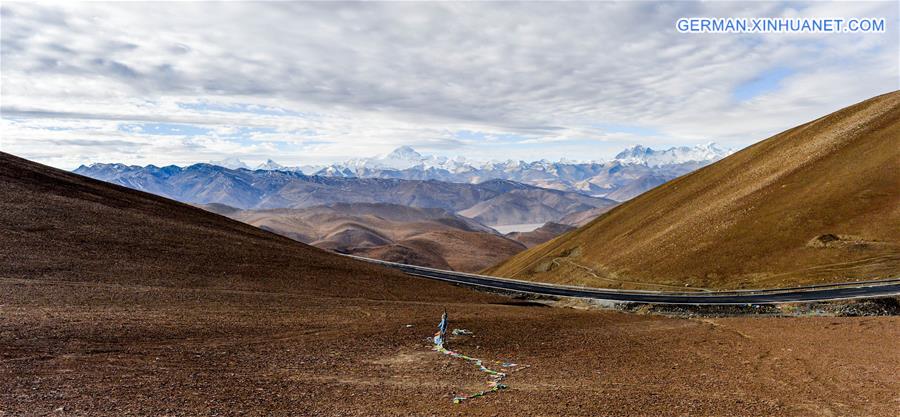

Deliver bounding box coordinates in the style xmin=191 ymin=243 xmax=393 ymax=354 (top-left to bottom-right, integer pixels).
xmin=349 ymin=256 xmax=900 ymax=305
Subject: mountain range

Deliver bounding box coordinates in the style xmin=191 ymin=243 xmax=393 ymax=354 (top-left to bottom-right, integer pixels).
xmin=488 ymin=91 xmax=900 ymax=290
xmin=72 ymin=164 xmax=618 ymax=226
xmin=208 ymin=143 xmax=733 ymax=200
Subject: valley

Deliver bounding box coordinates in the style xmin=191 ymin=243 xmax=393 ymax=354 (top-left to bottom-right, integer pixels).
xmin=203 ymin=202 xmax=528 ymax=272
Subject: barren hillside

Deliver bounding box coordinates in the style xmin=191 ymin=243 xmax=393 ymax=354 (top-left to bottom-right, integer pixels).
xmin=488 ymin=92 xmax=900 ymax=290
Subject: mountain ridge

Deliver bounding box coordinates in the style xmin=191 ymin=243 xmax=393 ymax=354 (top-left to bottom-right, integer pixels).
xmin=247 ymin=143 xmax=732 ymax=173
xmin=231 ymin=143 xmax=732 ymax=199
xmin=78 ymin=143 xmax=730 ymax=202
xmin=72 ymin=164 xmax=617 ymax=226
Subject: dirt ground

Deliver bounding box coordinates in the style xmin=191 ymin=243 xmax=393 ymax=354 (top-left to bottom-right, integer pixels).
xmin=3 ymin=278 xmax=898 ymax=417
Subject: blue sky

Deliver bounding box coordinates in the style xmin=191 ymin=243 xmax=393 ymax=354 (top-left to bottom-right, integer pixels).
xmin=733 ymin=67 xmax=796 ymax=102
xmin=119 ymin=123 xmax=213 ymax=137
xmin=1 ymin=1 xmax=897 ymax=169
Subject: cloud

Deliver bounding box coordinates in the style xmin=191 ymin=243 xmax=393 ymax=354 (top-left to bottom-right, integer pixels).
xmin=1 ymin=1 xmax=897 ymax=168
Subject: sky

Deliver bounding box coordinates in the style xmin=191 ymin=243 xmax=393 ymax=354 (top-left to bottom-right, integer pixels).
xmin=1 ymin=1 xmax=897 ymax=169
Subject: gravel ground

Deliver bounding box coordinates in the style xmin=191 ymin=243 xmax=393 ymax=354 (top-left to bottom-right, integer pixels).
xmin=3 ymin=278 xmax=898 ymax=417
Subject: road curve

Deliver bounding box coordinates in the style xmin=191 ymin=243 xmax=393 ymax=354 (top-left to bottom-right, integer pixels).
xmin=348 ymin=255 xmax=900 ymax=305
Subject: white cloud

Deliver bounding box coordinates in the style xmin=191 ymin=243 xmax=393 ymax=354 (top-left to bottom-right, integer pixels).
xmin=1 ymin=1 xmax=897 ymax=168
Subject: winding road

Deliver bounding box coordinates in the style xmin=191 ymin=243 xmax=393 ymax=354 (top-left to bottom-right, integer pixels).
xmin=349 ymin=256 xmax=900 ymax=305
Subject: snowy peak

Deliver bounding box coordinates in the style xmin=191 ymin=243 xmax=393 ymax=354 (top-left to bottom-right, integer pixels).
xmin=210 ymin=157 xmax=249 ymax=170
xmin=203 ymin=143 xmax=730 ymax=182
xmin=73 ymin=162 xmax=136 ymax=177
xmin=614 ymin=143 xmax=731 ymax=166
xmin=614 ymin=145 xmax=651 ymax=160
xmin=256 ymin=159 xmax=285 ymax=171
xmin=385 ymin=146 xmax=423 ymax=161
xmin=343 ymin=146 xmax=454 ymax=171
xmin=314 ymin=165 xmax=357 ymax=178
xmin=375 ymin=146 xmax=427 ymax=170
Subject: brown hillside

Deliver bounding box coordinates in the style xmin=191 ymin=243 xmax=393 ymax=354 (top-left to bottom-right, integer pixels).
xmin=0 ymin=152 xmax=482 ymax=301
xmin=487 ymin=92 xmax=900 ymax=290
xmin=558 ymin=205 xmax=617 ymax=227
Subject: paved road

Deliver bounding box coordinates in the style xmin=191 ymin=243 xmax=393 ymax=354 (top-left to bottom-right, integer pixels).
xmin=349 ymin=256 xmax=900 ymax=305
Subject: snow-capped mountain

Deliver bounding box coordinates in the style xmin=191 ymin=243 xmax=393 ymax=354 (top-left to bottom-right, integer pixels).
xmin=254 ymin=159 xmax=306 ymax=172
xmin=378 ymin=145 xmax=426 ymax=169
xmin=210 ymin=157 xmax=249 ymax=170
xmin=614 ymin=143 xmax=732 ymax=166
xmin=205 ymin=143 xmax=731 ymax=201
xmin=341 ymin=145 xmax=473 ymax=172
xmin=72 ymin=163 xmax=617 ymax=226
xmin=327 ymin=143 xmax=729 ymax=174
xmin=256 ymin=159 xmax=286 ymax=171
xmin=316 ymin=165 xmax=356 ymax=177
